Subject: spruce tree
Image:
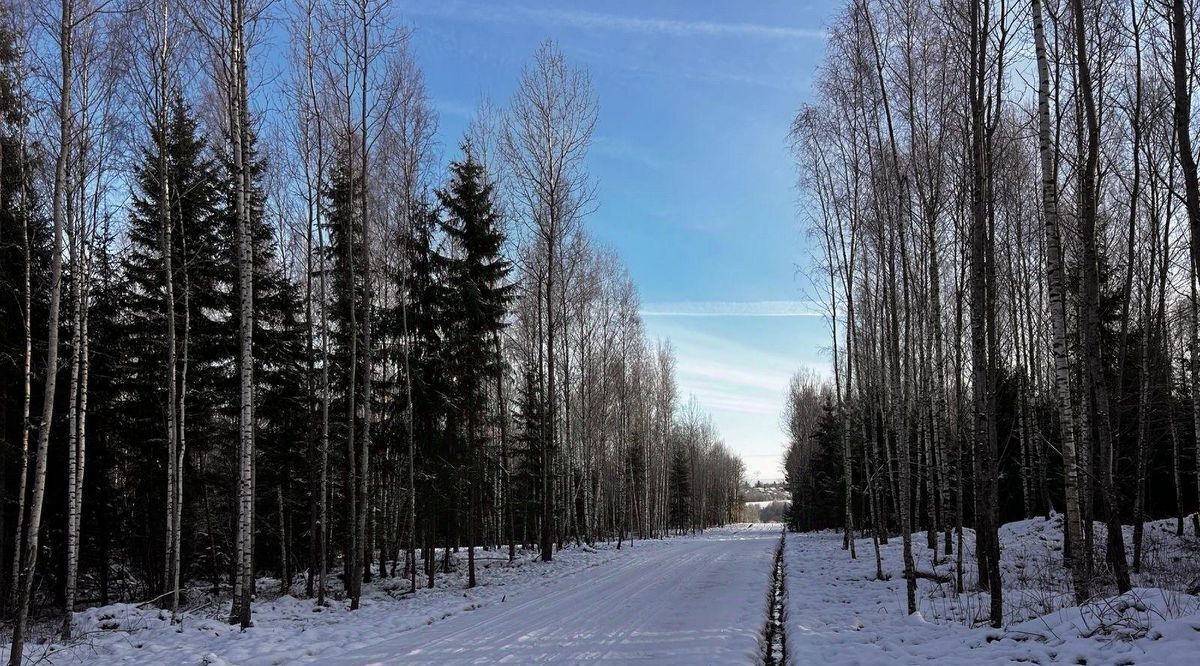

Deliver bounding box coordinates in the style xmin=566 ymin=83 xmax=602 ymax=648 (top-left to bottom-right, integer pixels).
xmin=118 ymin=94 xmax=224 ymax=591
xmin=513 ymin=366 xmax=545 ymax=545
xmin=669 ymin=444 xmax=690 ymax=534
xmin=216 ymin=126 xmax=309 ymax=586
xmin=436 ymin=150 xmax=513 ymax=586
xmin=437 ymin=151 xmax=513 ymax=401
xmin=323 ymin=145 xmax=364 ymax=589
xmin=398 ymin=198 xmax=450 ymax=584
xmin=79 ymin=224 xmax=121 ymax=605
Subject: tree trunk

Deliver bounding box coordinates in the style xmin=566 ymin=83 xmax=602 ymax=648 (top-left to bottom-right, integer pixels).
xmin=968 ymin=0 xmax=1002 ymax=627
xmin=1170 ymin=0 xmax=1200 ymax=540
xmin=1070 ymin=0 xmax=1131 ymax=595
xmin=10 ymin=1 xmax=73 ymax=660
xmin=153 ymin=9 xmax=182 ymax=615
xmin=229 ymin=0 xmax=255 ymax=628
xmin=62 ymin=158 xmax=86 ymax=639
xmin=542 ymin=248 xmax=556 ymax=562
xmin=8 ymin=121 xmax=33 ymax=616
xmin=1032 ymin=0 xmax=1089 ymax=605
xmin=353 ymin=0 xmax=372 ymax=609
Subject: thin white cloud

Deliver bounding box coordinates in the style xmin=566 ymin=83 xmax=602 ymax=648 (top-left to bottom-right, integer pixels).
xmin=681 ymin=357 xmax=793 ymax=394
xmin=405 ymin=3 xmax=827 ymax=41
xmin=640 ymin=300 xmax=822 ymax=317
xmin=515 ymin=7 xmax=827 ymax=41
xmin=642 ymin=315 xmax=830 ymax=480
xmin=651 ymin=320 xmax=804 ymax=417
xmin=434 ymin=98 xmax=475 ymax=119
xmin=592 ymin=135 xmax=673 ymax=172
xmin=684 ymin=386 xmax=780 ymax=417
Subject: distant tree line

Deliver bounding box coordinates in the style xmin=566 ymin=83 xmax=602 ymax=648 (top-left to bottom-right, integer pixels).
xmin=0 ymin=1 xmax=744 ymax=661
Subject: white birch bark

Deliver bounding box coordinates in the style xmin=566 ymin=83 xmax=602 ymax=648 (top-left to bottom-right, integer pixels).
xmin=228 ymin=0 xmax=255 ymax=629
xmin=9 ymin=1 xmax=73 ymax=661
xmin=1032 ymin=0 xmax=1089 ymax=603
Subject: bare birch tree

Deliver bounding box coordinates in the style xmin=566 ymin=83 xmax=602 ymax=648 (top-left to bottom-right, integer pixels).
xmin=502 ymin=40 xmax=596 ymax=562
xmin=9 ymin=0 xmax=74 ymax=660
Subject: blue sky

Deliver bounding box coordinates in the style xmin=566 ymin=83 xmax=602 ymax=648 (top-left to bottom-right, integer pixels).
xmin=400 ymin=0 xmax=838 ymax=481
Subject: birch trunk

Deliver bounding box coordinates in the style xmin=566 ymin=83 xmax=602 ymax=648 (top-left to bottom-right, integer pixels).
xmin=10 ymin=0 xmax=72 ymax=660
xmin=175 ymin=260 xmax=189 ymax=616
xmin=62 ymin=150 xmax=82 ymax=639
xmin=1170 ymin=0 xmax=1200 ymax=539
xmin=353 ymin=0 xmax=372 ymax=609
xmin=1070 ymin=0 xmax=1131 ymax=594
xmin=1130 ymin=13 xmax=1149 ymax=561
xmin=543 ymin=242 xmax=557 ymax=562
xmin=299 ymin=0 xmax=319 ymax=599
xmin=155 ymin=4 xmax=181 ymax=612
xmin=925 ymin=204 xmax=951 ymax=556
xmin=1033 ymin=0 xmax=1089 ymax=603
xmin=341 ymin=66 xmax=359 ymax=599
xmin=317 ymin=186 xmax=331 ymax=606
xmin=301 ymin=1 xmax=330 ymax=604
xmin=228 ymin=0 xmax=255 ymax=629
xmin=8 ymin=119 xmax=32 ymax=615
xmin=400 ymin=246 xmax=414 ymax=591
xmin=498 ymin=334 xmax=514 ymax=563
xmin=828 ymin=241 xmax=855 ymax=558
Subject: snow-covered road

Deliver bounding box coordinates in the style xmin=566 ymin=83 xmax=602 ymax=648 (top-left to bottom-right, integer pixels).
xmin=21 ymin=519 xmax=1198 ymax=664
xmin=327 ymin=524 xmax=779 ymax=665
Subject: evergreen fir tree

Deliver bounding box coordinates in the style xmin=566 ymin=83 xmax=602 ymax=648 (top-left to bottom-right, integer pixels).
xmin=784 ymin=399 xmax=843 ymax=531
xmin=79 ymin=221 xmax=122 ymax=604
xmin=436 ymin=149 xmax=513 ymax=583
xmin=323 ymin=145 xmax=364 ymax=394
xmin=117 ymin=94 xmax=224 ymax=589
xmin=215 ymin=125 xmax=309 ymax=582
xmin=437 ymin=150 xmax=513 ymax=410
xmin=322 ymin=143 xmax=368 ymax=585
xmin=399 ymin=197 xmax=452 ymax=571
xmin=669 ymin=444 xmax=690 ymax=534
xmin=513 ymin=366 xmax=545 ymax=543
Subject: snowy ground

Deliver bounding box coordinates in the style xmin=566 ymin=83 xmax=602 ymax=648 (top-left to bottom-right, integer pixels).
xmin=13 ymin=517 xmax=1196 ymax=665
xmin=5 ymin=524 xmax=779 ymax=665
xmin=784 ymin=516 xmax=1200 ymax=665
xmin=327 ymin=523 xmax=778 ymax=664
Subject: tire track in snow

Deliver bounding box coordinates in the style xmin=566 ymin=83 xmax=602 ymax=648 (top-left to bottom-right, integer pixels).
xmin=323 ymin=525 xmax=779 ymax=664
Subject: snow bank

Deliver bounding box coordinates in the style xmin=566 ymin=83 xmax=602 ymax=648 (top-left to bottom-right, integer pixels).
xmin=785 ymin=516 xmax=1200 ymax=664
